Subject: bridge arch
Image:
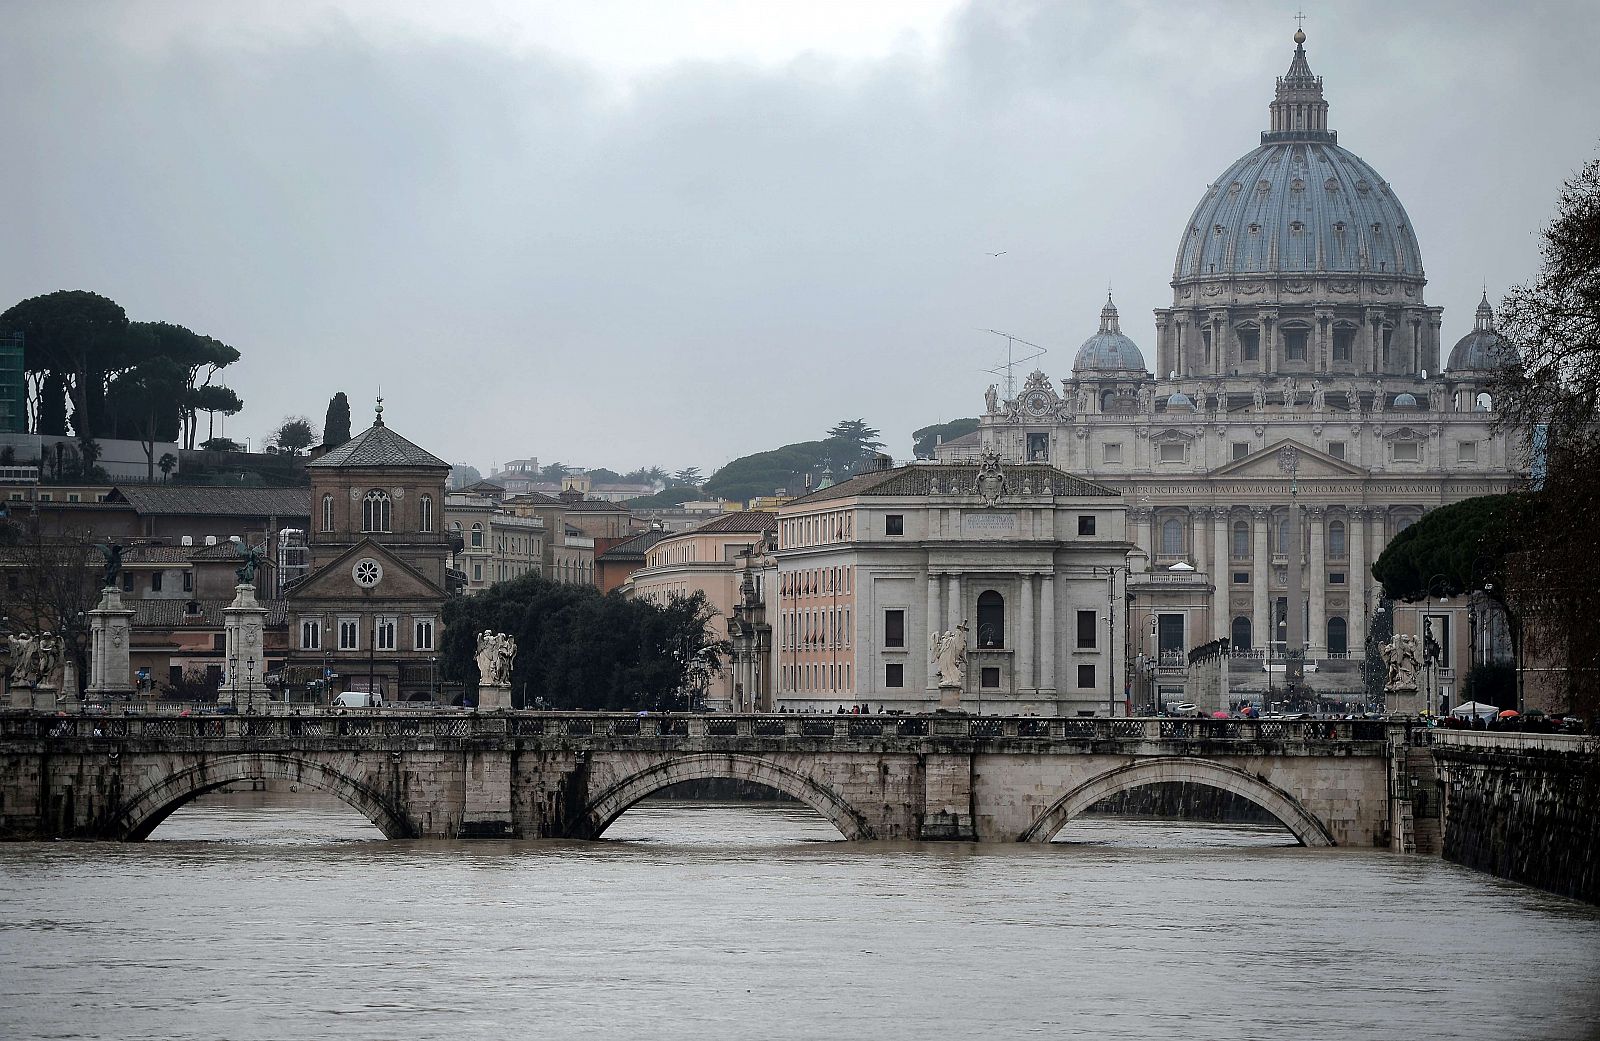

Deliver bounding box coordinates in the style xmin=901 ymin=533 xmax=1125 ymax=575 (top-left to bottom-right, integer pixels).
xmin=113 ymin=753 xmax=412 ymax=841
xmin=582 ymin=753 xmax=873 ymax=840
xmin=1019 ymin=756 xmax=1335 ymax=847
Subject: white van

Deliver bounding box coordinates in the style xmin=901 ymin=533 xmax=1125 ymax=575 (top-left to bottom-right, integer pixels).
xmin=333 ymin=691 xmax=384 ymax=708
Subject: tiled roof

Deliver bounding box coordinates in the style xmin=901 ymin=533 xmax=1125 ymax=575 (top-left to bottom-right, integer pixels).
xmin=566 ymin=499 xmax=630 ymax=512
xmin=689 ymin=510 xmax=778 ymax=534
xmin=121 ymin=545 xmax=197 ymax=565
xmin=595 ymin=530 xmax=669 ymax=562
xmin=133 ymin=598 xmax=289 ymax=628
xmin=787 ymin=463 xmax=1119 ymax=506
xmin=110 ymin=486 xmax=311 ymax=517
xmin=306 ymin=421 xmax=449 ymax=470
xmin=503 ymin=491 xmax=565 ymax=506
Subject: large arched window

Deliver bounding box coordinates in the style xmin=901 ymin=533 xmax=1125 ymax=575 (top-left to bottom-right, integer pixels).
xmin=1161 ymin=518 xmax=1183 ymax=557
xmin=321 ymin=494 xmax=334 ymax=532
xmin=1328 ymin=520 xmax=1346 ymax=559
xmin=1232 ymin=520 xmax=1249 ymax=559
xmin=1327 ymin=617 xmax=1348 ymax=655
xmin=362 ymin=490 xmax=391 ymax=532
xmin=419 ymin=494 xmax=433 ymax=533
xmin=1231 ymin=616 xmax=1253 ymax=652
xmin=976 ymin=590 xmax=1005 ymax=649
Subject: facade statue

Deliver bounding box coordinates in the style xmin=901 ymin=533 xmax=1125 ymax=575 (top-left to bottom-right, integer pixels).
xmin=235 ymin=542 xmax=264 ymax=584
xmin=1380 ymin=633 xmax=1421 ymax=694
xmin=1137 ymin=385 xmax=1154 ymax=413
xmin=1279 ymin=376 xmax=1298 ymax=410
xmin=475 ymin=631 xmax=516 ymax=686
xmin=984 ymin=384 xmax=999 ymax=414
xmin=1310 ymin=380 xmax=1326 ymax=412
xmin=1252 ymin=384 xmax=1268 ymax=412
xmin=1427 ymin=382 xmax=1447 ymax=413
xmin=930 ymin=621 xmax=969 ymax=688
xmin=93 ymin=543 xmax=125 ymax=588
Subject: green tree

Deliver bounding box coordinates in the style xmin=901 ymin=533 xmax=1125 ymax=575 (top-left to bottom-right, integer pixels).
xmin=1489 ymin=152 xmax=1600 ymax=717
xmin=107 ymin=357 xmax=185 ymax=480
xmin=540 ymin=461 xmax=571 ymax=481
xmin=131 ymin=321 xmax=240 ymax=449
xmin=323 ymin=392 xmax=352 ymax=448
xmin=826 ymin=418 xmax=884 ymax=453
xmin=271 ymin=416 xmax=316 ymax=455
xmin=201 ymin=437 xmax=242 ymax=453
xmin=671 ymin=466 xmax=703 ymax=487
xmin=186 ymin=384 xmax=243 ymax=446
xmin=439 ymin=574 xmax=727 ymax=709
xmin=912 ymin=418 xmax=980 ymax=459
xmin=1 ymin=290 xmax=128 ymax=438
xmin=158 ymin=452 xmax=178 ymax=480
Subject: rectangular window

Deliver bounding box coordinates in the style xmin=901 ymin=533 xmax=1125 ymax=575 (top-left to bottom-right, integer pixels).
xmin=1392 ymin=441 xmax=1420 ymax=462
xmin=1027 ymin=432 xmax=1049 ymax=461
xmin=182 ymin=571 xmax=192 ymax=592
xmin=1102 ymin=443 xmax=1123 ymax=464
xmin=121 ymin=572 xmax=133 ymax=592
xmin=1457 ymin=441 xmax=1478 ymax=463
xmin=1327 ymin=441 xmax=1346 ymax=460
xmin=1233 ymin=571 xmax=1249 ymax=584
xmin=1329 ymin=572 xmax=1346 ymax=585
xmin=1284 ymin=327 xmax=1308 ymax=361
xmin=981 ymin=667 xmax=1000 ymax=689
xmin=1158 ymin=442 xmax=1185 ymax=463
xmin=1158 ymin=614 xmax=1184 ymax=654
xmin=1232 ymin=442 xmax=1250 ymax=461
xmin=151 ymin=571 xmax=163 ymax=592
xmin=884 ymin=610 xmax=905 ymax=648
xmin=1076 ymin=610 xmax=1097 ymax=649
xmin=1076 ymin=664 xmax=1096 ymax=689
xmin=1077 ymin=515 xmax=1096 ymax=536
xmin=338 ymin=619 xmax=359 ymax=650
xmin=472 ymin=562 xmax=483 ymax=582
xmin=885 ymin=663 xmax=904 ymax=688
xmin=67 ymin=493 xmax=80 ymax=503
xmin=376 ymin=618 xmax=397 ymax=651
xmin=1238 ymin=327 xmax=1260 ymax=361
xmin=1333 ymin=326 xmax=1355 ymax=363
xmin=300 ymin=620 xmax=320 ymax=650
xmin=414 ymin=619 xmax=435 ymax=651
xmin=885 ymin=514 xmax=904 ymax=536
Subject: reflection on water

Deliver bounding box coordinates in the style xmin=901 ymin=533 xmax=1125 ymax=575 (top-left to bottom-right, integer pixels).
xmin=3 ymin=793 xmax=1598 ymax=1041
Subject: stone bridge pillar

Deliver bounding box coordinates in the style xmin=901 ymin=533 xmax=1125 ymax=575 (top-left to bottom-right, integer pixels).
xmin=919 ymin=753 xmax=975 ymax=840
xmin=88 ymin=587 xmax=135 ymax=698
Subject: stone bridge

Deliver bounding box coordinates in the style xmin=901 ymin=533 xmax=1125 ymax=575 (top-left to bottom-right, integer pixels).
xmin=0 ymin=712 xmax=1408 ymax=846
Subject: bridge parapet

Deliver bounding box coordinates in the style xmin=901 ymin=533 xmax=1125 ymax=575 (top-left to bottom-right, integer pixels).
xmin=0 ymin=711 xmax=1399 ymax=752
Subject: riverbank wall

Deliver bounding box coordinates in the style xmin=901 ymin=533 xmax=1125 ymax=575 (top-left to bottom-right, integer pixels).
xmin=1430 ymin=732 xmax=1600 ymax=905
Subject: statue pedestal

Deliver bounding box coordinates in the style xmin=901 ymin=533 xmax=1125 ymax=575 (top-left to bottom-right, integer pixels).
xmin=88 ymin=586 xmax=136 ymax=697
xmin=477 ymin=682 xmax=512 ymax=711
xmin=937 ymin=682 xmax=962 ymax=712
xmin=219 ymin=583 xmax=269 ymax=711
xmin=10 ymin=684 xmax=58 ymax=710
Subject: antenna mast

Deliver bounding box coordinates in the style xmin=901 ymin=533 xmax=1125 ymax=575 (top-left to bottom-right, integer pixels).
xmin=982 ymin=329 xmax=1049 ymax=400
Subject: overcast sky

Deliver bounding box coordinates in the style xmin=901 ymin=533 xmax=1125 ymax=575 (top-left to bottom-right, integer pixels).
xmin=7 ymin=1 xmax=1598 ymax=474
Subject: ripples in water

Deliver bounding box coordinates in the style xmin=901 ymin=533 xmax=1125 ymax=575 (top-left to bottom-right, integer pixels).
xmin=1 ymin=791 xmax=1596 ymax=1041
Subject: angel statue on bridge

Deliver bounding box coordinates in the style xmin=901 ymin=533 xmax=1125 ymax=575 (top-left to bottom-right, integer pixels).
xmin=930 ymin=620 xmax=969 ymax=688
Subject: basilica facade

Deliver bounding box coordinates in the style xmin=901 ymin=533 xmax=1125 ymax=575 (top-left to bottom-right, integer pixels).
xmin=939 ymin=30 xmax=1520 ymax=707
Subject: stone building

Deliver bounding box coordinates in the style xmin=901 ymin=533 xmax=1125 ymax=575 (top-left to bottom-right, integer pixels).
xmin=286 ymin=402 xmax=451 ymax=702
xmin=627 ymin=510 xmax=778 ymax=712
xmin=772 ymin=458 xmax=1131 ymax=715
xmin=940 ymin=30 xmax=1519 ymax=708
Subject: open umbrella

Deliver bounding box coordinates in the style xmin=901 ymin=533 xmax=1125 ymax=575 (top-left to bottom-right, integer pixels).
xmin=1211 ymin=711 xmax=1231 ymax=719
xmin=1498 ymin=709 xmax=1520 ymax=719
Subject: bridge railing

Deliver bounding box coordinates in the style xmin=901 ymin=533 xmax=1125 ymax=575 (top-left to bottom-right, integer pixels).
xmin=0 ymin=711 xmax=1395 ymax=745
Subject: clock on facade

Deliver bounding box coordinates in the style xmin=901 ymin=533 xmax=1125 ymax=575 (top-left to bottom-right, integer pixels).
xmin=352 ymin=558 xmax=384 ymax=588
xmin=1023 ymin=389 xmax=1052 ymax=416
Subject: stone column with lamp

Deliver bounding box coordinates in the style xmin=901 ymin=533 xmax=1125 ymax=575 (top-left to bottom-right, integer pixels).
xmin=87 ymin=587 xmax=136 ymax=698
xmin=220 ymin=546 xmax=269 ymax=710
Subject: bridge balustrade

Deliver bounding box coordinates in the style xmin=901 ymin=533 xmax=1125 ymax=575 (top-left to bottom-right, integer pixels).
xmin=0 ymin=711 xmax=1399 ymax=747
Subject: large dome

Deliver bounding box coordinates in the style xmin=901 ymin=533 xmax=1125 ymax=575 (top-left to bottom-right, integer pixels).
xmin=1073 ymin=295 xmax=1148 ymax=374
xmin=1448 ymin=293 xmax=1518 ymax=372
xmin=1172 ymin=35 xmax=1424 ymax=283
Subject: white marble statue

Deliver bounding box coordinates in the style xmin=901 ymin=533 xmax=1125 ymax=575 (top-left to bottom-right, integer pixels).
xmin=9 ymin=632 xmax=61 ymax=688
xmin=984 ymin=384 xmax=999 ymax=414
xmin=1253 ymin=384 xmax=1268 ymax=412
xmin=1310 ymin=379 xmax=1326 ymax=412
xmin=476 ymin=630 xmax=517 ymax=686
xmin=1381 ymin=633 xmax=1421 ymax=694
xmin=930 ymin=621 xmax=969 ymax=688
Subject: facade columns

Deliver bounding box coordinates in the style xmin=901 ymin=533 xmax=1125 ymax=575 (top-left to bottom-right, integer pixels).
xmin=1251 ymin=507 xmax=1271 ymax=652
xmin=1257 ymin=311 xmax=1274 ymax=374
xmin=947 ymin=574 xmax=963 ymax=632
xmin=926 ymin=571 xmax=943 ymax=686
xmin=1039 ymin=572 xmax=1056 ymax=692
xmin=1212 ymin=508 xmax=1231 ymax=640
xmin=1307 ymin=506 xmax=1326 ymax=656
xmin=1132 ymin=507 xmax=1153 ymax=571
xmin=1348 ymin=509 xmax=1367 ymax=655
xmin=1019 ymin=573 xmax=1036 ymax=690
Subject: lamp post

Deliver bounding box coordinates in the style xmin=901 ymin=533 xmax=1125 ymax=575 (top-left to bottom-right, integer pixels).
xmin=322 ymin=621 xmax=332 ymax=706
xmin=429 ymin=656 xmax=437 ymax=703
xmin=246 ymin=656 xmax=256 ymax=714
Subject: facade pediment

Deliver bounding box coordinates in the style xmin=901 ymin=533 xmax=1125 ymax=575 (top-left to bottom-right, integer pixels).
xmin=1207 ymin=439 xmax=1368 ymax=479
xmin=288 ymin=538 xmax=444 ymax=603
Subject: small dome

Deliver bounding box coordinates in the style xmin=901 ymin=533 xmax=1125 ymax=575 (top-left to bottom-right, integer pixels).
xmin=1073 ymin=294 xmax=1149 ymax=374
xmin=1393 ymin=392 xmax=1418 ymax=408
xmin=1166 ymin=391 xmax=1194 ymax=411
xmin=1447 ymin=293 xmax=1519 ymax=372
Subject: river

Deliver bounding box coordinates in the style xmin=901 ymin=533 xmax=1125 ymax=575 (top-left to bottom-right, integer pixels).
xmin=2 ymin=791 xmax=1596 ymax=1041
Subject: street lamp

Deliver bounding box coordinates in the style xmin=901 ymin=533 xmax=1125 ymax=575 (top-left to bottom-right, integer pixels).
xmin=246 ymin=656 xmax=256 ymax=714
xmin=429 ymin=656 xmax=437 ymax=703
